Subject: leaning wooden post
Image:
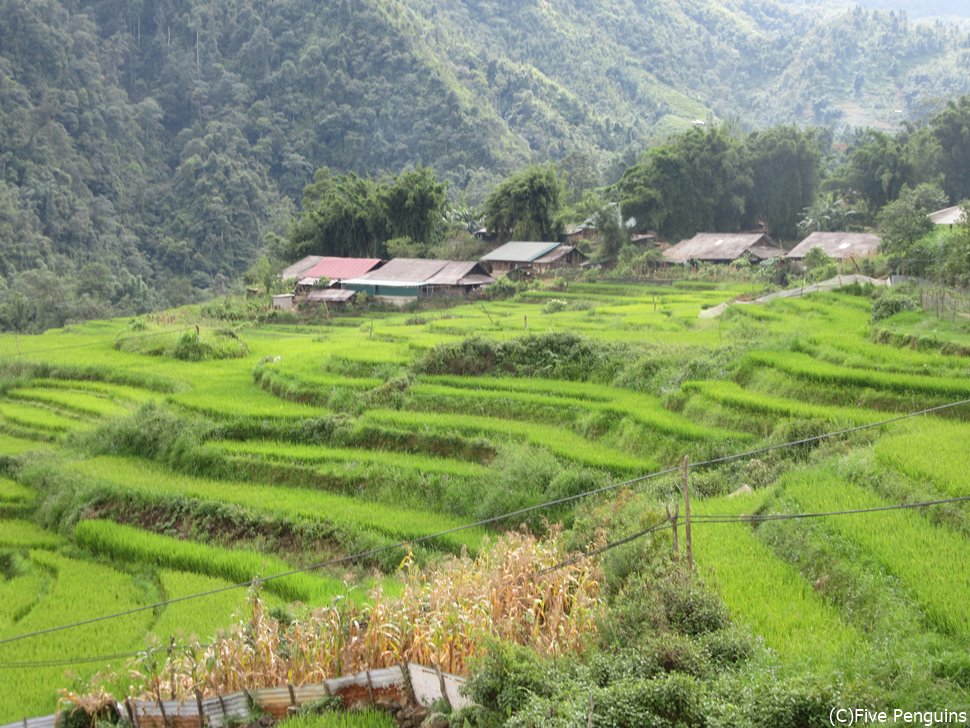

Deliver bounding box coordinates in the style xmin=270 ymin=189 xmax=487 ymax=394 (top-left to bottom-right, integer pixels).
xmin=682 ymin=456 xmax=693 ymax=571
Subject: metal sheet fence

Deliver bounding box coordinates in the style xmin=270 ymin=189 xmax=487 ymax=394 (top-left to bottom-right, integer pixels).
xmin=2 ymin=664 xmax=469 ymax=728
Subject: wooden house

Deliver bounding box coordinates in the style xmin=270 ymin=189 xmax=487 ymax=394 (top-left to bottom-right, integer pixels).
xmin=481 ymin=242 xmax=587 ymax=275
xmin=786 ymin=232 xmax=880 ymax=261
xmin=342 ymin=258 xmax=494 ymax=304
xmin=662 ymin=233 xmax=783 ymax=264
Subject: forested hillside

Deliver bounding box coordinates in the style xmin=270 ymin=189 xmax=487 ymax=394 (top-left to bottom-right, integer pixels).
xmin=2 ymin=0 xmax=970 ymax=329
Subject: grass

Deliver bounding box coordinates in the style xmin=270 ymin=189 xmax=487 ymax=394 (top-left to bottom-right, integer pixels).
xmin=362 ymin=408 xmax=655 ymax=473
xmin=7 ymin=387 xmax=131 ymax=418
xmin=210 ymin=439 xmax=488 ymax=478
xmin=692 ymin=489 xmax=863 ymax=665
xmin=0 ymin=564 xmax=47 ymax=633
xmin=874 ymin=418 xmax=970 ymax=498
xmin=784 ymin=468 xmax=970 ymax=641
xmin=1 ymin=281 xmax=969 ymax=713
xmin=0 ymin=433 xmax=52 ymax=456
xmin=682 ymin=380 xmax=880 ymax=426
xmin=747 ymin=350 xmax=970 ymax=399
xmin=0 ymin=550 xmax=151 ymax=722
xmin=277 ymin=711 xmax=395 ymax=728
xmin=75 ymin=520 xmax=353 ymax=604
xmin=0 ymin=478 xmax=35 ymax=503
xmin=0 ymin=519 xmax=64 ymax=549
xmin=30 ymin=377 xmax=162 ymax=404
xmin=68 ymin=456 xmax=485 ymax=553
xmin=150 ymin=569 xmax=272 ymax=643
xmin=0 ymin=400 xmax=87 ymax=434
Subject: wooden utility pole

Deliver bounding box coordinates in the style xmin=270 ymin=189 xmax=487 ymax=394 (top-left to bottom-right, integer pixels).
xmin=681 ymin=455 xmax=693 ymax=570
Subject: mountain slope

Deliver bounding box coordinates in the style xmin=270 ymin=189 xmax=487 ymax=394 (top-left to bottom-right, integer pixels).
xmin=2 ymin=0 xmax=970 ymax=328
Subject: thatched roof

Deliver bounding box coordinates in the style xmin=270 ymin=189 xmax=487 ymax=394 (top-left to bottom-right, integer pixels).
xmin=662 ymin=233 xmax=782 ymax=263
xmin=786 ymin=232 xmax=880 ymax=260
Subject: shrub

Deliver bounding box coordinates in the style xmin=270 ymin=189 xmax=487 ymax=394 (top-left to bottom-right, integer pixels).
xmin=415 ymin=333 xmax=629 ymax=382
xmin=871 ymin=288 xmax=917 ymax=323
xmin=463 ymin=641 xmax=554 ymax=717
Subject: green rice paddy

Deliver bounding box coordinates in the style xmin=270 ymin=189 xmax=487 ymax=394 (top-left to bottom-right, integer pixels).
xmin=1 ymin=281 xmax=969 ymax=719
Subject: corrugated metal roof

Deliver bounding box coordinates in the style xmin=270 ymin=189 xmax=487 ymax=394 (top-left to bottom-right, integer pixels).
xmin=930 ymin=205 xmax=965 ymax=225
xmin=786 ymin=232 xmax=880 ymax=259
xmin=534 ymin=245 xmax=584 ymax=264
xmin=663 ymin=233 xmax=782 ymax=263
xmin=280 ymin=256 xmax=323 ymax=280
xmin=481 ymin=241 xmax=561 ymax=263
xmin=426 ymin=261 xmax=493 ymax=286
xmin=353 ymin=258 xmax=449 ymax=284
xmin=344 ymin=258 xmax=494 ymax=288
xmin=300 ymin=257 xmax=383 ymax=280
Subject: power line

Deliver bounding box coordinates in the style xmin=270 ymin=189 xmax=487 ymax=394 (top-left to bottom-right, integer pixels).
xmin=536 ymin=521 xmax=670 ymax=577
xmin=0 ymin=397 xmax=968 ymax=649
xmin=3 ymin=494 xmax=970 ymax=670
xmin=537 ymin=493 xmax=970 ymax=576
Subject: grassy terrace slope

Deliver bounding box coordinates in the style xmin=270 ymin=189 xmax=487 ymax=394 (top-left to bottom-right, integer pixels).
xmin=1 ymin=282 xmax=969 ymax=717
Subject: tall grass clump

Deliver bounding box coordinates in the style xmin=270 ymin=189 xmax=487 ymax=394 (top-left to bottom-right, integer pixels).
xmin=115 ymin=328 xmax=249 ymax=361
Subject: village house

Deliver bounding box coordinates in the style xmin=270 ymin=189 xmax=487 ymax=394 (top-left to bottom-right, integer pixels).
xmin=662 ymin=232 xmax=783 ymax=264
xmin=786 ymin=232 xmax=880 ymax=263
xmin=280 ymin=256 xmax=323 ymax=281
xmin=930 ymin=205 xmax=966 ymax=227
xmin=289 ymin=257 xmax=384 ymax=293
xmin=341 ymin=258 xmax=494 ymax=304
xmin=481 ymin=241 xmax=587 ymax=276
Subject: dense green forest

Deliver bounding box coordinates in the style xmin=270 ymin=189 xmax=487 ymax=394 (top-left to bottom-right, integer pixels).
xmin=3 ymin=0 xmax=970 ymax=331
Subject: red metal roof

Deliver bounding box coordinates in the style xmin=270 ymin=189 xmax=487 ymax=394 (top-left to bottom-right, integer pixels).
xmin=301 ymin=257 xmax=383 ymax=281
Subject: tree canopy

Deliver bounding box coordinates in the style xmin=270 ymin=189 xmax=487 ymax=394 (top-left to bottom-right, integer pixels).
xmin=483 ymin=165 xmax=565 ymax=243
xmin=288 ymin=167 xmax=449 ymax=260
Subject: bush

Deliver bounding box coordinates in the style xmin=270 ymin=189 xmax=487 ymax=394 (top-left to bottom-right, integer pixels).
xmin=464 ymin=641 xmax=554 ymax=717
xmin=592 ymin=673 xmax=706 ymax=728
xmin=871 ymin=288 xmax=918 ymax=323
xmin=745 ymin=674 xmax=844 ymax=728
xmin=415 ymin=333 xmax=629 ymax=382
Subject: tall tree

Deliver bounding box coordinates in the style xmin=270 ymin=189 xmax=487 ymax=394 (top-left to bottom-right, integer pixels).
xmin=745 ymin=126 xmax=822 ymax=241
xmin=931 ymin=96 xmax=970 ymax=203
xmin=483 ymin=165 xmax=564 ymax=242
xmin=288 ymin=166 xmax=449 ymax=259
xmin=617 ymin=126 xmax=752 ymax=241
xmin=876 ymin=182 xmax=947 ymax=273
xmin=843 ymin=129 xmax=916 ymax=211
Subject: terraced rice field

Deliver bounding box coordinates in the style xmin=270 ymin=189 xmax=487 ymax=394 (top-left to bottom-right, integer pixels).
xmin=1 ymin=281 xmax=969 ymax=718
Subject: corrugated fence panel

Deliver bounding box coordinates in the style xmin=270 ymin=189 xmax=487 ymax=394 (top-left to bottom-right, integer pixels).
xmin=201 ymin=692 xmax=250 ymax=728
xmin=408 ymin=664 xmax=471 ymax=710
xmin=4 ymin=664 xmax=466 ymax=728
xmin=1 ymin=714 xmax=58 ymax=728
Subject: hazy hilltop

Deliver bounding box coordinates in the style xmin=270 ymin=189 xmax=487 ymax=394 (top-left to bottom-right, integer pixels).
xmin=2 ymin=0 xmax=970 ymax=323
xmin=796 ymin=1 xmax=970 ymax=19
